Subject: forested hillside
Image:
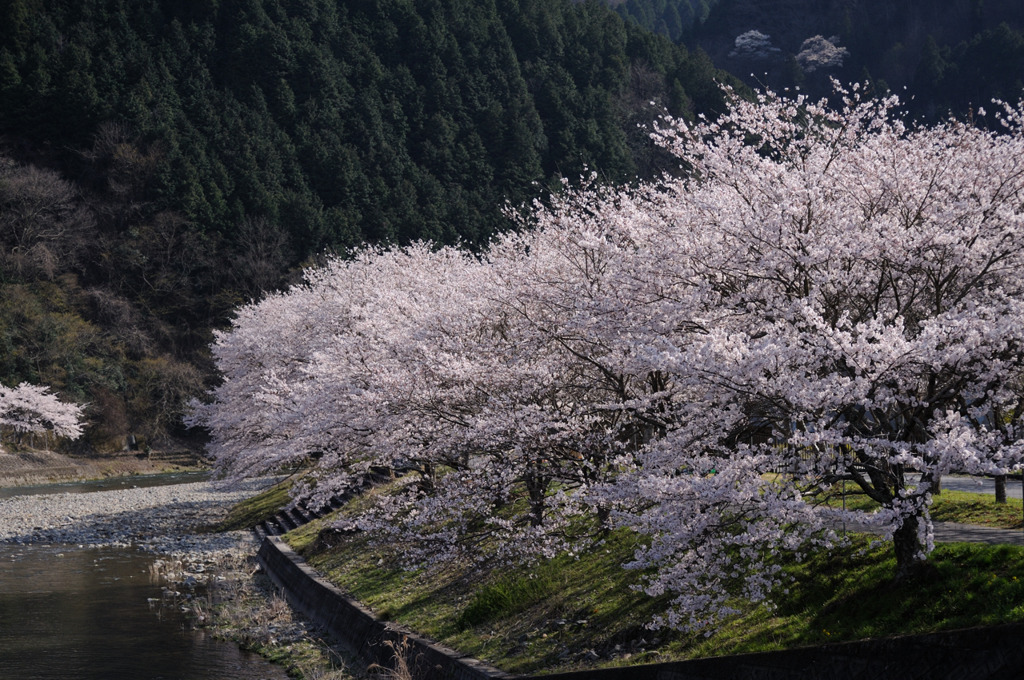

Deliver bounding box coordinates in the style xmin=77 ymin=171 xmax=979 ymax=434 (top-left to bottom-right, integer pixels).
xmin=0 ymin=0 xmax=732 ymax=452
xmin=606 ymin=0 xmax=718 ymax=42
xmin=613 ymin=0 xmax=1024 ymax=120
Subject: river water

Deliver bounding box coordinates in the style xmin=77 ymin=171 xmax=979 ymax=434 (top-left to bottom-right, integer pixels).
xmin=0 ymin=476 xmax=290 ymax=680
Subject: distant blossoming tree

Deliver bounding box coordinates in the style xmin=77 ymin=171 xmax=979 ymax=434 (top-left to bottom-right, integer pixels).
xmin=729 ymin=29 xmax=781 ymax=61
xmin=796 ymin=35 xmax=848 ymax=72
xmin=0 ymin=382 xmax=84 ymax=446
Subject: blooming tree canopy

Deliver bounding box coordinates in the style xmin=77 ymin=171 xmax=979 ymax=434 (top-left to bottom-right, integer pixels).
xmin=0 ymin=382 xmax=85 ymax=444
xmin=795 ymin=35 xmax=848 ymax=72
xmin=729 ymin=30 xmax=781 ymax=61
xmin=193 ymin=84 xmax=1024 ymax=631
xmin=593 ymin=85 xmax=1024 ymax=628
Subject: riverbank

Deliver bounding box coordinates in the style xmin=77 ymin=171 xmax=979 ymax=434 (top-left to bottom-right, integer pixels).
xmin=0 ymin=447 xmax=202 ymax=487
xmin=0 ymin=473 xmax=355 ymax=679
xmin=181 ymin=551 xmax=357 ymax=679
xmin=276 ymin=483 xmax=1024 ymax=676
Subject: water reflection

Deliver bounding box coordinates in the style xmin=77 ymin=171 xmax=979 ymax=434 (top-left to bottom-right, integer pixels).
xmin=0 ymin=544 xmax=289 ymax=680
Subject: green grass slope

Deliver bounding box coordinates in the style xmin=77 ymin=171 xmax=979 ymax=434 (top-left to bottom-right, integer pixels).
xmin=218 ymin=480 xmax=1024 ymax=674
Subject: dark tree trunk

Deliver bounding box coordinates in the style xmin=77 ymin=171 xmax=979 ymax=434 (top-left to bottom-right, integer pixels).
xmin=995 ymin=475 xmax=1007 ymax=504
xmin=892 ymin=514 xmax=926 ymax=581
xmin=525 ymin=468 xmax=548 ymax=528
xmin=919 ymin=470 xmax=941 ymax=495
xmin=416 ymin=463 xmax=436 ymax=493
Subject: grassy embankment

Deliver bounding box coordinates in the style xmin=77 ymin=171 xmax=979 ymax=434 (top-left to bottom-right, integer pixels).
xmin=200 ymin=476 xmax=356 ymax=679
xmin=215 ymin=475 xmax=298 ymax=531
xmin=0 ymin=447 xmax=205 ymax=486
xmin=230 ymin=479 xmax=1024 ymax=675
xmin=931 ymin=490 xmax=1024 ymax=528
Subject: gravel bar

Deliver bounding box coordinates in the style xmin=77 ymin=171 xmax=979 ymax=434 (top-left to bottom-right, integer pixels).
xmin=0 ymin=477 xmax=279 ymax=558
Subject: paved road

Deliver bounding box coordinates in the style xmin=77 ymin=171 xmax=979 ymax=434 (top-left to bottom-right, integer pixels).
xmin=831 ymin=474 xmax=1024 ymax=545
xmin=834 ymin=518 xmax=1024 ymax=545
xmin=932 ymin=474 xmax=1024 ymax=544
xmin=932 ymin=520 xmax=1024 ymax=545
xmin=930 ymin=474 xmax=1023 ymax=499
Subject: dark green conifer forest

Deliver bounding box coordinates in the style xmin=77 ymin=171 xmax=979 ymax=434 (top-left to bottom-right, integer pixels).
xmin=0 ymin=0 xmax=733 ymax=450
xmin=607 ymin=0 xmax=716 ymax=42
xmin=8 ymin=0 xmax=1021 ymax=452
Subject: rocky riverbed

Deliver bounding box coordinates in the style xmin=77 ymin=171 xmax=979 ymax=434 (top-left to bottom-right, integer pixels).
xmin=0 ymin=477 xmax=275 ymax=557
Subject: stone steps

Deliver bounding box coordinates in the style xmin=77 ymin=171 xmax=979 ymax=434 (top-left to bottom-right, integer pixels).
xmin=143 ymin=450 xmax=207 ymax=466
xmin=252 ymin=469 xmax=396 ymax=540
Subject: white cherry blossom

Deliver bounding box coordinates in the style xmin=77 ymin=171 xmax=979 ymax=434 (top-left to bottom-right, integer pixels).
xmin=192 ymin=84 xmax=1024 ymax=631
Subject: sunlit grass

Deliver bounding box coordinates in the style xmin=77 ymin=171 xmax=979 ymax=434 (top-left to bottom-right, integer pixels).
xmin=821 ymin=486 xmax=1023 ymax=530
xmin=930 ymin=490 xmax=1023 ymax=529
xmin=681 ymin=538 xmax=1024 ymax=659
xmin=288 ymin=517 xmax=674 ymax=673
xmin=214 ymin=476 xmax=296 ymax=532
xmin=279 ymin=487 xmax=1024 ymax=675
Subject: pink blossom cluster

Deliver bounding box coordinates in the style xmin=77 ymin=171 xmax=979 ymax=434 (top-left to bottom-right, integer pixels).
xmin=0 ymin=382 xmax=84 ymax=442
xmin=191 ymin=85 xmax=1024 ymax=630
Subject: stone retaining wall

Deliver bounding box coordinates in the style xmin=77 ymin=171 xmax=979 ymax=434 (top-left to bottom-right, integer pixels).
xmin=257 ymin=536 xmax=517 ymax=680
xmin=258 ymin=536 xmax=1024 ymax=680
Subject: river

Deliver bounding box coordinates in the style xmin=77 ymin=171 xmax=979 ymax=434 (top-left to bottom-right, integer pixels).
xmin=0 ymin=475 xmax=291 ymax=680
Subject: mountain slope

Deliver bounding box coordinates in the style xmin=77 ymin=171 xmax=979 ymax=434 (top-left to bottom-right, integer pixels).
xmin=695 ymin=0 xmax=1024 ymax=117
xmin=614 ymin=0 xmax=1024 ymax=119
xmin=0 ymin=0 xmax=733 ymax=451
xmin=0 ymin=0 xmax=731 ymax=252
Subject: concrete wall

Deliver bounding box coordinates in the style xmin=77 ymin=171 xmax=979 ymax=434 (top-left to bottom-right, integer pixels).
xmin=259 ymin=536 xmax=1024 ymax=680
xmin=257 ymin=536 xmax=517 ymax=680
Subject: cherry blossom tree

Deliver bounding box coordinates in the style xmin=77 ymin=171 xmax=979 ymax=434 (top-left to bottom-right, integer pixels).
xmin=187 ymin=246 xmax=431 ymax=486
xmin=600 ymin=85 xmax=1024 ymax=629
xmin=185 ymin=287 xmax=324 ymax=479
xmin=192 ymin=83 xmax=1024 ymax=632
xmin=795 ymin=35 xmax=848 ymax=73
xmin=291 ymin=241 xmax=634 ymax=567
xmin=0 ymin=382 xmax=84 ymax=446
xmin=728 ymin=30 xmax=781 ymax=61
xmin=195 ymin=230 xmax=682 ymax=567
